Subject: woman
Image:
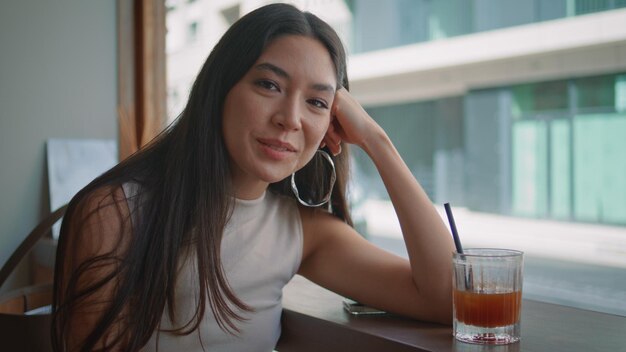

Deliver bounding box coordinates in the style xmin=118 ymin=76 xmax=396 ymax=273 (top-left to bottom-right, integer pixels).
xmin=52 ymin=3 xmax=454 ymax=351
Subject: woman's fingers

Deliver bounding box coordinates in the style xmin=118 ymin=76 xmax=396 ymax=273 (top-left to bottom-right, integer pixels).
xmin=322 ymin=134 xmax=341 ymax=156
xmin=323 ymin=120 xmax=343 ymax=155
xmin=325 ymin=122 xmax=340 ymax=143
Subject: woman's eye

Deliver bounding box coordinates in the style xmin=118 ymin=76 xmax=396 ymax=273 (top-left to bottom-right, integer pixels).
xmin=256 ymin=80 xmax=280 ymax=92
xmin=308 ymin=99 xmax=328 ymax=110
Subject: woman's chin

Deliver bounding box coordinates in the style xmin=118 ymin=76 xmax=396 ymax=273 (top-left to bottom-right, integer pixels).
xmin=263 ymin=173 xmax=291 ymax=185
xmin=257 ymin=166 xmax=296 ymax=184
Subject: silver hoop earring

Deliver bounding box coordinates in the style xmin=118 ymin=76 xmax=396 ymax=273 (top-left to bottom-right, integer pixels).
xmin=291 ymin=149 xmax=336 ymax=207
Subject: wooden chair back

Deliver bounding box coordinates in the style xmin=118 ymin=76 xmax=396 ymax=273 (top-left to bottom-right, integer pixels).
xmin=0 ymin=205 xmax=67 ymax=352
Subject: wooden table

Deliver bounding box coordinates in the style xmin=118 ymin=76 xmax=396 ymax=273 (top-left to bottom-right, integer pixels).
xmin=276 ymin=276 xmax=626 ymax=352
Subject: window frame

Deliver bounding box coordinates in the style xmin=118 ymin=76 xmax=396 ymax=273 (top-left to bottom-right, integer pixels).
xmin=117 ymin=0 xmax=167 ymax=160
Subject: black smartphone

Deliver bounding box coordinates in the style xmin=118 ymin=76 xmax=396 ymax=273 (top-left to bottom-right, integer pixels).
xmin=342 ymin=298 xmax=387 ymax=315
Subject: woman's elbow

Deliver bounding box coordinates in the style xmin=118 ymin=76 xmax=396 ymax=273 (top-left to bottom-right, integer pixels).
xmin=425 ymin=281 xmax=453 ymax=325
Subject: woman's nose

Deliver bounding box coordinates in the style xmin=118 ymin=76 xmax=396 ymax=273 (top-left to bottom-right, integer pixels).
xmin=272 ymin=95 xmax=302 ymax=131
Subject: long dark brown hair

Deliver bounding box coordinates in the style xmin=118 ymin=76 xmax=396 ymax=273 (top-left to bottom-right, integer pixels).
xmin=52 ymin=3 xmax=351 ymax=351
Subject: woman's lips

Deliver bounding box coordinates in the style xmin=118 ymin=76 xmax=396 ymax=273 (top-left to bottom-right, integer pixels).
xmin=257 ymin=138 xmax=296 ymax=160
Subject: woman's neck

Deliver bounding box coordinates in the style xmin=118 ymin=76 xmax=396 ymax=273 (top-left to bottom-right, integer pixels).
xmin=231 ymin=179 xmax=269 ymax=200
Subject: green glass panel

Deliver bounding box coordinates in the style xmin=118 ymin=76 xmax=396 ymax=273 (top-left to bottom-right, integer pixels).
xmin=598 ymin=114 xmax=626 ymax=224
xmin=550 ymin=119 xmax=571 ymax=219
xmin=512 ymin=120 xmax=548 ymax=217
xmin=428 ymin=0 xmax=473 ymax=40
xmin=616 ymin=74 xmax=626 ymax=112
xmin=574 ymin=113 xmax=626 ymax=224
xmin=576 ymin=0 xmax=608 ymax=14
xmin=574 ymin=115 xmax=603 ymax=221
xmin=511 ymin=84 xmax=533 ymax=118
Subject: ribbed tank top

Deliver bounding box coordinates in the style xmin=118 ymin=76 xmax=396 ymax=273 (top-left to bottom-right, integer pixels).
xmin=122 ymin=184 xmax=303 ymax=351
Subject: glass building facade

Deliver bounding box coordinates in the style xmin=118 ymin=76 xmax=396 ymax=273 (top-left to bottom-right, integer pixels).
xmin=510 ymin=74 xmax=626 ymax=224
xmin=347 ymin=0 xmax=626 ymax=53
xmin=344 ymin=0 xmax=626 ymax=227
xmin=353 ymin=72 xmax=626 ymax=226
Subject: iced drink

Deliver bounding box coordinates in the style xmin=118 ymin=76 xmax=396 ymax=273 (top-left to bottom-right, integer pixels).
xmin=452 ymin=249 xmax=523 ymax=344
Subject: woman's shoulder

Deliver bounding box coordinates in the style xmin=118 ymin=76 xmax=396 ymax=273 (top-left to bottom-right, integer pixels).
xmin=72 ymin=184 xmax=129 ymax=220
xmin=63 ymin=184 xmax=133 ymax=256
xmin=297 ymin=204 xmax=353 ymax=254
xmin=297 ymin=204 xmax=345 ymax=227
xmin=264 ymin=192 xmax=348 ymax=237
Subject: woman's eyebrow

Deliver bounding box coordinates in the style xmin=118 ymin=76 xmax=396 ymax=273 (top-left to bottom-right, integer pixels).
xmin=254 ymin=62 xmax=335 ymax=94
xmin=255 ymin=62 xmax=289 ymax=79
xmin=311 ymin=83 xmax=335 ymax=94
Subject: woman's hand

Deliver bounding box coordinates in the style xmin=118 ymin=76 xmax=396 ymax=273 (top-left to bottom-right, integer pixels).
xmin=322 ymin=88 xmax=384 ymax=155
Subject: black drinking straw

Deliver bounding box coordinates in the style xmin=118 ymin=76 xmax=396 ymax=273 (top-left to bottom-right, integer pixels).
xmin=444 ymin=203 xmax=464 ymax=254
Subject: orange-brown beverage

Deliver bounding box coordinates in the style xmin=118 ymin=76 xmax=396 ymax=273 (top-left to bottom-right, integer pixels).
xmin=453 ymin=290 xmax=521 ymax=327
xmin=452 ymin=249 xmax=523 ymax=344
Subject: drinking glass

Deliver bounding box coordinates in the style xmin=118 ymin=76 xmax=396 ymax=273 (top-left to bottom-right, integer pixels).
xmin=452 ymin=248 xmax=523 ymax=344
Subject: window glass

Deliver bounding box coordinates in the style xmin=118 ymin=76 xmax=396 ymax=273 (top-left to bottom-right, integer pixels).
xmin=576 ymin=0 xmax=613 ymax=14
xmin=575 ymin=74 xmax=615 ymax=110
xmin=221 ymin=5 xmax=240 ymax=26
xmin=349 ymin=0 xmax=626 ymax=54
xmin=356 ymin=97 xmax=464 ymax=203
xmin=355 ymin=102 xmax=435 ymax=199
xmin=537 ymin=0 xmax=567 ymax=21
xmin=550 ymin=118 xmax=572 ymax=220
xmin=187 ymin=21 xmax=199 ymax=43
xmin=509 ymin=74 xmax=626 ymax=224
xmin=472 ymin=0 xmax=534 ymax=32
xmin=511 ymin=119 xmax=548 ymax=217
xmin=534 ymin=81 xmax=568 ymax=111
xmin=428 ymin=0 xmax=473 ymax=40
xmin=351 ymin=0 xmax=428 ymax=52
xmin=616 ymin=74 xmax=626 ymax=112
xmin=574 ymin=0 xmax=626 ymax=14
xmin=511 ymin=84 xmax=534 ymax=118
xmin=165 ymin=0 xmax=626 ymax=318
xmin=574 ymin=113 xmax=626 ymax=224
xmin=511 ymin=81 xmax=568 ymax=117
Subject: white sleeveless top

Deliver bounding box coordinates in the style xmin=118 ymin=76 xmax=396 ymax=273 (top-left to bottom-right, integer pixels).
xmin=123 ymin=185 xmax=303 ymax=352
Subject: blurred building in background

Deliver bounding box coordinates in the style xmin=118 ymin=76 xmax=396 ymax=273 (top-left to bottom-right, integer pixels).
xmin=165 ymin=0 xmax=626 ymax=227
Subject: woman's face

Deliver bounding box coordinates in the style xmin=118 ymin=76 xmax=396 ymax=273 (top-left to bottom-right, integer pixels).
xmin=222 ymin=35 xmax=337 ymax=199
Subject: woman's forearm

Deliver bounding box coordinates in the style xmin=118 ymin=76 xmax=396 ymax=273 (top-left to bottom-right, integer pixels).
xmin=361 ymin=128 xmax=455 ymax=306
